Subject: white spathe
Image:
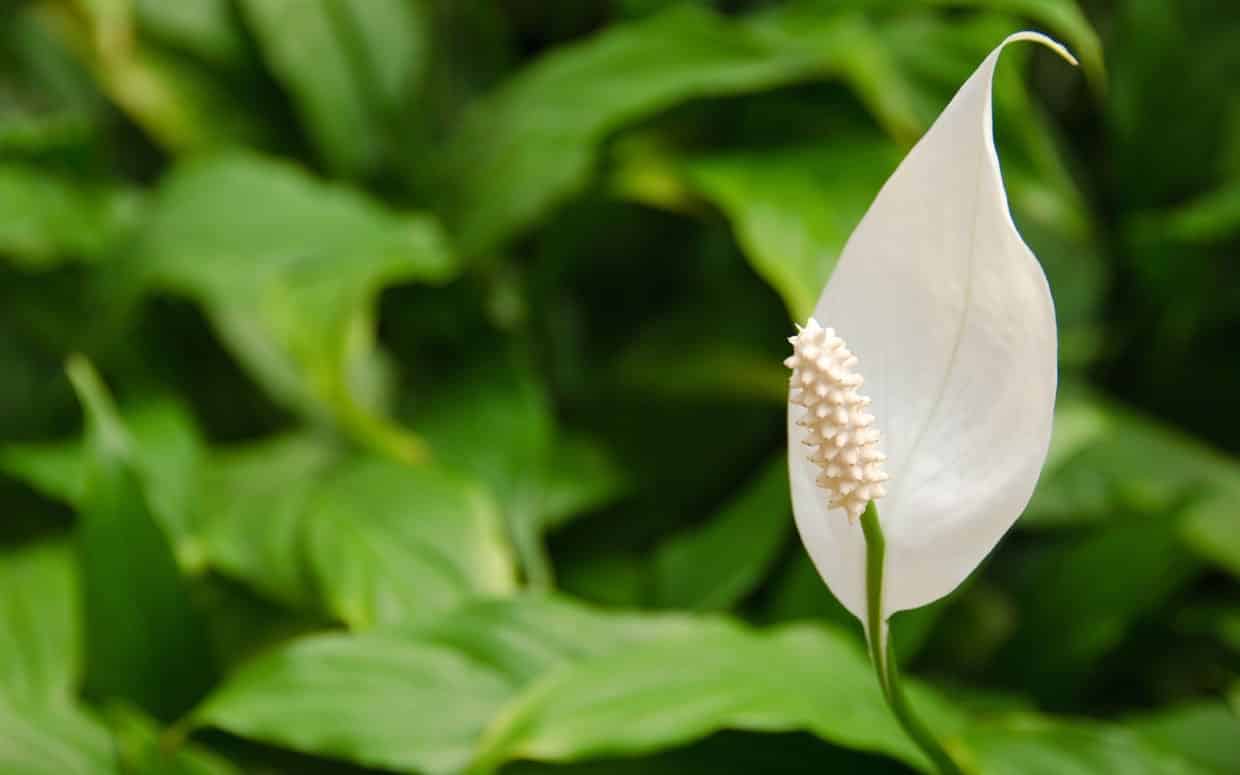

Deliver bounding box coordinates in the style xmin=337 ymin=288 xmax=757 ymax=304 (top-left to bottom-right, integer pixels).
xmin=788 ymin=32 xmax=1075 ymax=622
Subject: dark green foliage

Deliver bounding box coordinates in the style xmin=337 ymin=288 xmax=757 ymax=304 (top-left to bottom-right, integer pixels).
xmin=1 ymin=1 xmax=1237 ymax=773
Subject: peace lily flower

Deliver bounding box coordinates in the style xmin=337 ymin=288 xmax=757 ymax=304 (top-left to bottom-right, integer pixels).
xmin=785 ymin=32 xmax=1077 ymax=773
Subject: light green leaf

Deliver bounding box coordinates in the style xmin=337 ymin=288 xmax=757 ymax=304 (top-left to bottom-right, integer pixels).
xmin=0 ymin=540 xmax=79 ymax=706
xmin=0 ymin=695 xmax=116 ymax=775
xmin=651 ymin=455 xmax=792 ymax=610
xmin=0 ymin=395 xmax=208 ymax=556
xmin=440 ymin=5 xmax=835 ymax=255
xmin=1026 ymin=389 xmax=1240 ymax=531
xmin=304 ymin=457 xmax=517 ymax=629
xmin=194 ymin=595 xmax=954 ymax=773
xmin=133 ymin=152 xmax=457 ymax=461
xmin=963 ymin=716 xmax=1214 ymax=775
xmin=198 ymin=433 xmax=341 ymax=608
xmin=0 ymin=164 xmax=142 ymax=268
xmin=239 ymin=0 xmax=426 ymax=177
xmin=680 ymin=139 xmax=899 ymax=321
xmin=419 ymin=357 xmax=627 ymax=586
xmin=472 ymin=620 xmax=964 ymax=773
xmin=193 ymin=631 xmax=515 ymax=775
xmin=1127 ymin=701 xmax=1240 ymax=775
xmin=67 ymin=357 xmax=215 ymax=721
xmin=198 ymin=433 xmax=516 ymax=627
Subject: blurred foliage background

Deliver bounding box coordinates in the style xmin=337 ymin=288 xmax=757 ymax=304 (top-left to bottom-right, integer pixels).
xmin=0 ymin=0 xmax=1238 ymax=773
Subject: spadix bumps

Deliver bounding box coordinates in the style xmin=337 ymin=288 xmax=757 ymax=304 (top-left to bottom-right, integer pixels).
xmin=785 ymin=319 xmax=887 ymax=522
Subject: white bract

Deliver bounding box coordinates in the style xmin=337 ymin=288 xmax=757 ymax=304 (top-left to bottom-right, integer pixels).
xmin=787 ymin=33 xmax=1075 ymax=624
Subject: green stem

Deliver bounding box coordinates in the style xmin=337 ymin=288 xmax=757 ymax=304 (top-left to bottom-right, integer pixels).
xmin=859 ymin=503 xmax=965 ymax=775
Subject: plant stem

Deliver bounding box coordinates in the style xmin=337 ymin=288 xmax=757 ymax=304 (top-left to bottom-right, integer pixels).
xmin=859 ymin=503 xmax=965 ymax=775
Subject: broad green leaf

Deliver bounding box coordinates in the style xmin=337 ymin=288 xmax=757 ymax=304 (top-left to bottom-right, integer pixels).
xmin=67 ymin=357 xmax=215 ymax=720
xmin=0 ymin=395 xmax=208 ymax=556
xmin=0 ymin=540 xmax=79 ymax=706
xmin=198 ymin=433 xmax=341 ymax=608
xmin=193 ymin=631 xmax=515 ymax=775
xmin=199 ymin=433 xmax=516 ymax=627
xmin=439 ymin=5 xmax=836 ymax=255
xmin=0 ymin=695 xmax=116 ymax=775
xmin=680 ymin=139 xmax=899 ymax=321
xmin=108 ymin=704 xmax=242 ymax=775
xmin=304 ymin=457 xmax=517 ymax=629
xmin=194 ymin=595 xmax=954 ymax=773
xmin=651 ymin=455 xmax=791 ymax=610
xmin=39 ymin=0 xmax=266 ymax=151
xmin=419 ymin=356 xmax=627 ymax=586
xmin=0 ymin=165 xmax=142 ymax=268
xmin=963 ymin=716 xmax=1214 ymax=775
xmin=1127 ymin=701 xmax=1240 ymax=775
xmin=472 ymin=620 xmax=964 ymax=773
xmin=1025 ymin=389 xmax=1240 ymax=532
xmin=239 ymin=0 xmax=427 ymax=177
xmin=133 ymin=152 xmax=457 ymax=460
xmin=409 ymin=595 xmax=703 ymax=686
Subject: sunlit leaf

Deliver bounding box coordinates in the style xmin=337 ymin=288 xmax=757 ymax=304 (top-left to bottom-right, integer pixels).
xmin=0 ymin=695 xmax=115 ymax=775
xmin=0 ymin=540 xmax=79 ymax=706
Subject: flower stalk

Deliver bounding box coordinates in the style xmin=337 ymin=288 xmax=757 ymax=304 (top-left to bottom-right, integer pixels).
xmin=860 ymin=501 xmax=965 ymax=775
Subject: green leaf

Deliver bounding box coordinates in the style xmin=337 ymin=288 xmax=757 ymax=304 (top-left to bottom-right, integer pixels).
xmin=108 ymin=704 xmax=242 ymax=775
xmin=133 ymin=152 xmax=458 ymax=461
xmin=239 ymin=0 xmax=427 ymax=177
xmin=67 ymin=357 xmax=215 ymax=721
xmin=198 ymin=433 xmax=341 ymax=609
xmin=304 ymin=457 xmax=518 ymax=629
xmin=439 ymin=5 xmax=836 ymax=255
xmin=193 ymin=631 xmax=515 ymax=775
xmin=419 ymin=356 xmax=628 ymax=586
xmin=996 ymin=510 xmax=1202 ymax=703
xmin=0 ymin=695 xmax=116 ymax=775
xmin=1181 ymin=493 xmax=1240 ymax=581
xmin=651 ymin=455 xmax=792 ymax=610
xmin=198 ymin=433 xmax=517 ymax=627
xmin=194 ymin=595 xmax=956 ymax=773
xmin=679 ymin=138 xmax=899 ymax=321
xmin=1127 ymin=701 xmax=1240 ymax=775
xmin=1 ymin=395 xmax=209 ymax=558
xmin=1025 ymin=389 xmax=1240 ymax=531
xmin=473 ymin=620 xmax=963 ymax=773
xmin=962 ymin=716 xmax=1214 ymax=775
xmin=0 ymin=164 xmax=142 ymax=268
xmin=0 ymin=540 xmax=79 ymax=706
xmin=1128 ymin=179 xmax=1240 ymax=246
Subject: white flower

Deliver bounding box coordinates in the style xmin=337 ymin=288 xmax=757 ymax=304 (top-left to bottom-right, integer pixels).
xmin=787 ymin=33 xmax=1076 ymax=625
